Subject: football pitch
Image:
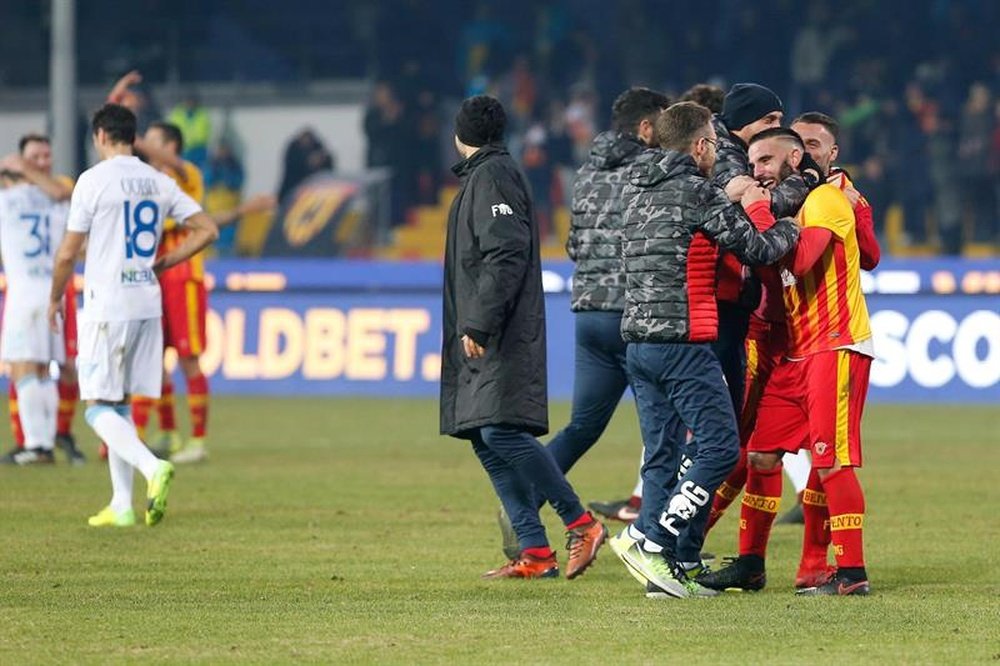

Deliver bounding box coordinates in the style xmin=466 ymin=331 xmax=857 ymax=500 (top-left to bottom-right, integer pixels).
xmin=1 ymin=398 xmax=997 ymax=664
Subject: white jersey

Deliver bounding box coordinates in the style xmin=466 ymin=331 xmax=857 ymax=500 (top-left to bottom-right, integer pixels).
xmin=0 ymin=183 xmax=69 ymax=314
xmin=66 ymin=155 xmax=202 ymax=322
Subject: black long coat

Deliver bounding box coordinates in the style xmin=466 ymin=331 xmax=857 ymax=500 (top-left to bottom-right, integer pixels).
xmin=439 ymin=144 xmax=548 ymax=439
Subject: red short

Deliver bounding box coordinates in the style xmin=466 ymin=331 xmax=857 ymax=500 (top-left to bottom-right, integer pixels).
xmin=162 ymin=279 xmax=207 ymax=357
xmin=63 ymin=281 xmax=78 ymax=359
xmin=738 ymin=317 xmax=786 ymax=446
xmin=748 ymin=349 xmax=871 ymax=468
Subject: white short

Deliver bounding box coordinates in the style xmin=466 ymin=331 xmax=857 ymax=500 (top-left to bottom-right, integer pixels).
xmin=0 ymin=304 xmax=65 ymax=365
xmin=77 ymin=318 xmax=163 ymax=402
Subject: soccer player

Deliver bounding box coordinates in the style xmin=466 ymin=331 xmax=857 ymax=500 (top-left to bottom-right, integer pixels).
xmin=48 ymin=103 xmax=217 ymax=527
xmin=698 ymin=128 xmax=874 ymax=595
xmin=0 ymin=160 xmax=70 ymax=463
xmin=130 ymin=121 xmax=211 ymax=463
xmin=615 ymin=102 xmax=799 ymax=598
xmin=0 ymin=135 xmax=86 ymax=465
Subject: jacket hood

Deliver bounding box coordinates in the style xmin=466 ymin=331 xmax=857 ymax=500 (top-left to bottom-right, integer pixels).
xmin=712 ymin=115 xmax=746 ymax=151
xmin=586 ymin=131 xmax=646 ymax=170
xmin=451 ymin=143 xmax=508 ymax=179
xmin=628 ymin=148 xmax=700 ymax=187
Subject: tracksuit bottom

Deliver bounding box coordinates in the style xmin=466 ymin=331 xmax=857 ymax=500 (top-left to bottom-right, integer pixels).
xmin=627 ymin=341 xmax=741 ymax=561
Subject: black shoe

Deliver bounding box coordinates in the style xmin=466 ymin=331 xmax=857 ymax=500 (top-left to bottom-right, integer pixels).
xmin=775 ymin=502 xmax=804 ymax=525
xmin=796 ymin=570 xmax=870 ymax=596
xmin=695 ymin=554 xmax=766 ymax=592
xmin=3 ymin=447 xmax=56 ymax=465
xmin=0 ymin=447 xmax=22 ymax=464
xmin=56 ymin=433 xmax=86 ymax=466
xmin=588 ymin=498 xmax=639 ymax=523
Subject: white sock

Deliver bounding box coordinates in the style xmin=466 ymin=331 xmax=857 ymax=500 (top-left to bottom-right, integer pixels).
xmin=642 ymin=538 xmax=664 ymax=554
xmin=16 ymin=376 xmax=55 ymax=450
xmin=627 ymin=523 xmax=646 ymax=541
xmin=107 ymin=449 xmax=134 ymax=513
xmin=783 ymin=450 xmax=812 ymax=494
xmin=40 ymin=377 xmax=58 ymax=442
xmin=632 ymin=448 xmax=644 ymax=498
xmin=86 ymin=405 xmax=160 ymax=480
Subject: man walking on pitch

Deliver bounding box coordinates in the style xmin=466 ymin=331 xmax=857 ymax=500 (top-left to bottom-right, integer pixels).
xmin=48 ymin=104 xmax=217 ymax=527
xmin=440 ymin=95 xmax=606 ymax=579
xmin=615 ymin=102 xmax=800 ymax=597
xmin=545 ymin=87 xmax=670 ymax=526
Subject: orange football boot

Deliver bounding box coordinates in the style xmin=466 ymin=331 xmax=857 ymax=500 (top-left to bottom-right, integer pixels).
xmin=481 ymin=552 xmax=559 ymax=579
xmin=565 ymin=518 xmax=608 ymax=579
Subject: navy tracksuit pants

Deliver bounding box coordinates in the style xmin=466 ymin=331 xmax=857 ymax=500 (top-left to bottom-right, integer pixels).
xmin=627 ymin=341 xmax=741 ymax=560
xmin=546 ymin=311 xmax=637 ymax=473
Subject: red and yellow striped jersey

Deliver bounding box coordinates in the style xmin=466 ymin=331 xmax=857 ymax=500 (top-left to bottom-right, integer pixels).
xmin=783 ymin=184 xmax=871 ymax=357
xmin=158 ymin=161 xmax=205 ymax=283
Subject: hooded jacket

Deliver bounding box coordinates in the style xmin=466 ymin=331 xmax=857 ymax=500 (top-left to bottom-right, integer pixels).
xmin=566 ymin=131 xmax=646 ymax=312
xmin=440 ymin=144 xmax=547 ymax=438
xmin=620 ymin=149 xmax=800 ymax=344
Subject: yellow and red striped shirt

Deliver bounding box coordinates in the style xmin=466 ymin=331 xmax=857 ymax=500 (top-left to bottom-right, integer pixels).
xmin=783 ymin=184 xmax=871 ymax=357
xmin=158 ymin=161 xmax=205 ymax=282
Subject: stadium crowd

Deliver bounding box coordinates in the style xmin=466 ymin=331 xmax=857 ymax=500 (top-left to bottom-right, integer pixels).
xmin=3 ymin=2 xmax=995 ymax=253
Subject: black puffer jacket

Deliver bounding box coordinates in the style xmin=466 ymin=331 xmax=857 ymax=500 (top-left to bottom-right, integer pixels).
xmin=440 ymin=144 xmax=548 ymax=439
xmin=566 ymin=131 xmax=646 ymax=312
xmin=620 ymin=149 xmax=800 ymax=344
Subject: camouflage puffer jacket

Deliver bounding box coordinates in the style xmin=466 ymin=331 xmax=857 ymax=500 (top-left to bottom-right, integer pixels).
xmin=620 ymin=149 xmax=800 ymax=344
xmin=566 ymin=131 xmax=646 ymax=312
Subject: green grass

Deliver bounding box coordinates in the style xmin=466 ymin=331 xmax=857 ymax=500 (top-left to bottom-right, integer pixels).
xmin=1 ymin=399 xmax=998 ymax=664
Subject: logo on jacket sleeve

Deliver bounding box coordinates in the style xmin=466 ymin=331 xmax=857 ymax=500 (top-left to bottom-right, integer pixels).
xmin=491 ymin=203 xmax=514 ymax=217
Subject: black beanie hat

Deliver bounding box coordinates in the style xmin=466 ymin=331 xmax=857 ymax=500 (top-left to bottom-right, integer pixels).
xmin=721 ymin=83 xmax=783 ymax=131
xmin=455 ymin=95 xmax=507 ymax=147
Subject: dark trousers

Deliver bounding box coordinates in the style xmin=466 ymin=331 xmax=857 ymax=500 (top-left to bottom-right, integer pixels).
xmin=471 ymin=425 xmax=586 ymax=550
xmin=546 ymin=310 xmax=635 ymax=472
xmin=627 ymin=342 xmax=741 ymax=560
xmin=672 ymin=300 xmax=750 ymax=556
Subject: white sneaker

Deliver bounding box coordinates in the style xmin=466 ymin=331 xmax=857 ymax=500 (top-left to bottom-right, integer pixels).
xmin=170 ymin=438 xmax=208 ymax=464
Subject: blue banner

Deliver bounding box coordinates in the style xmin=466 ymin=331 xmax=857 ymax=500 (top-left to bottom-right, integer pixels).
xmin=4 ymin=259 xmax=996 ymax=402
xmin=190 ymin=259 xmax=997 ymax=403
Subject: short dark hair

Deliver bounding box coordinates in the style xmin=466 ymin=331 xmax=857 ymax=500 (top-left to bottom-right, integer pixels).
xmin=748 ymin=126 xmax=805 ymax=151
xmin=612 ymin=87 xmax=672 ymax=134
xmin=655 ymin=101 xmax=713 ymax=152
xmin=18 ymin=133 xmax=49 ymax=154
xmin=792 ymin=111 xmax=840 ymax=141
xmin=91 ymin=103 xmax=136 ymax=145
xmin=679 ymin=84 xmax=725 ymax=114
xmin=148 ymin=121 xmax=184 ymax=154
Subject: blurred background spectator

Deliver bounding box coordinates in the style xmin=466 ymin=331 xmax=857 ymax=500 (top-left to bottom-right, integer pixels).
xmin=168 ymin=92 xmax=212 ymax=170
xmin=277 ymin=129 xmax=335 ymax=203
